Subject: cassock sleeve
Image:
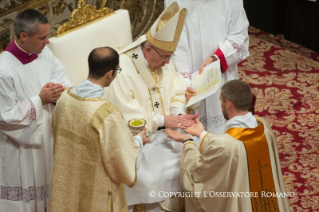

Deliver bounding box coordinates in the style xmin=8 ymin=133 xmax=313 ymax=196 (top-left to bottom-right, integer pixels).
xmin=99 ymin=111 xmax=140 ymax=187
xmin=214 ymin=0 xmax=250 ymax=72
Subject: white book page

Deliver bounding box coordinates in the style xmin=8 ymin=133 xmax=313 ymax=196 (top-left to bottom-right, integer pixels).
xmin=186 ymin=60 xmax=222 ymax=107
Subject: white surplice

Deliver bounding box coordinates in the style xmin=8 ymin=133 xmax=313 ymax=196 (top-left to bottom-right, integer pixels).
xmin=0 ymin=46 xmax=71 ymax=212
xmin=165 ymin=0 xmax=250 ymax=135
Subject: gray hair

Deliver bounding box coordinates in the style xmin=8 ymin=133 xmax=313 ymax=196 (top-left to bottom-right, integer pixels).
xmin=14 ymin=9 xmax=48 ymax=39
xmin=220 ymin=79 xmax=252 ymax=111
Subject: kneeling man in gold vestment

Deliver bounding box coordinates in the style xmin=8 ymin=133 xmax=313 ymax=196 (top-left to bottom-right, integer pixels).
xmin=50 ymin=47 xmax=149 ymax=212
xmin=167 ymin=80 xmax=290 ymax=212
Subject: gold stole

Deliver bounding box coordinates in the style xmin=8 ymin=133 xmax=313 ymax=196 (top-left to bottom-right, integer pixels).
xmin=225 ymin=120 xmax=280 ymax=212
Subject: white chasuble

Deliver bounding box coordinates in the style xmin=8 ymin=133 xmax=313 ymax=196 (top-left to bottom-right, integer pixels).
xmin=105 ymin=46 xmax=188 ymax=207
xmin=0 ymin=46 xmax=71 ymax=212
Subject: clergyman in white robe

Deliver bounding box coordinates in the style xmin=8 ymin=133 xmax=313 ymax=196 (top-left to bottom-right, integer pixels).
xmin=0 ymin=40 xmax=71 ymax=212
xmin=165 ymin=0 xmax=250 ymax=135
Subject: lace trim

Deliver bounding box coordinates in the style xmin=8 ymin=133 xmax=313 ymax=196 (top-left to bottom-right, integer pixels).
xmin=180 ymin=72 xmax=191 ymax=79
xmin=19 ymin=100 xmax=37 ymax=144
xmin=228 ymin=39 xmax=249 ymax=61
xmin=0 ymin=184 xmax=50 ymax=203
xmin=198 ymin=115 xmax=225 ymax=129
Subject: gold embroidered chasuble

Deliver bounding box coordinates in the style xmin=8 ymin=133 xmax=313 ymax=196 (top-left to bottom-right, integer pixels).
xmin=180 ymin=118 xmax=290 ymax=212
xmin=105 ymin=47 xmax=187 ymax=134
xmin=50 ymin=89 xmax=140 ymax=212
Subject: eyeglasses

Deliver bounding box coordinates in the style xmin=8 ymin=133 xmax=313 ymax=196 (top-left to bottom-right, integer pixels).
xmin=150 ymin=46 xmax=175 ymax=62
xmin=116 ymin=67 xmax=122 ymax=73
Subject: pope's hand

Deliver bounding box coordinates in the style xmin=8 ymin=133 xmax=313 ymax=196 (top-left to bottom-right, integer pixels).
xmin=137 ymin=127 xmax=150 ymax=145
xmin=166 ymin=129 xmax=190 ymax=143
xmin=184 ymin=118 xmax=205 ymax=137
xmin=164 ymin=114 xmax=195 ymax=129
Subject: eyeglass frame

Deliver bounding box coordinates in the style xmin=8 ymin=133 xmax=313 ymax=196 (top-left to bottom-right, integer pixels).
xmin=149 ymin=46 xmax=175 ymax=62
xmin=112 ymin=67 xmax=122 ymax=76
xmin=116 ymin=67 xmax=122 ymax=73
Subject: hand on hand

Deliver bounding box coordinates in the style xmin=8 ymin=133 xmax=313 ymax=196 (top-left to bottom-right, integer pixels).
xmin=184 ymin=118 xmax=205 ymax=137
xmin=137 ymin=127 xmax=150 ymax=145
xmin=39 ymin=82 xmax=65 ymax=105
xmin=199 ymin=56 xmax=217 ymax=74
xmin=166 ymin=129 xmax=191 ymax=143
xmin=164 ymin=113 xmax=198 ymax=129
xmin=186 ymin=87 xmax=196 ymax=100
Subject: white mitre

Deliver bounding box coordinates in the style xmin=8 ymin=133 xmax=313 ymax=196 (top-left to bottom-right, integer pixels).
xmin=119 ymin=1 xmax=187 ymax=54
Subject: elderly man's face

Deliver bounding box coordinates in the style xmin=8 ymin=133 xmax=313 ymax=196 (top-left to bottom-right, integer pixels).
xmin=24 ymin=23 xmax=50 ymax=54
xmin=146 ymin=45 xmax=174 ymax=70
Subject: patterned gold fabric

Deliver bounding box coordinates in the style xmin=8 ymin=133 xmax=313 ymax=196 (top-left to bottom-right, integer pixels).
xmin=50 ymin=88 xmax=140 ymax=212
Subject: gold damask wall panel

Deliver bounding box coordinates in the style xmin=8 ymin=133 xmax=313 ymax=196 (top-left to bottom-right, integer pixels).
xmin=0 ymin=0 xmax=164 ymax=52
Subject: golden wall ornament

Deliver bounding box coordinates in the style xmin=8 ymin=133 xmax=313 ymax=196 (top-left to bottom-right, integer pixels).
xmin=105 ymin=0 xmax=164 ymax=40
xmin=55 ymin=0 xmax=114 ymax=37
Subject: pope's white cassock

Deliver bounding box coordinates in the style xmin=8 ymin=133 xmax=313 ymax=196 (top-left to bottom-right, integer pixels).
xmin=182 ymin=113 xmax=290 ymax=212
xmin=165 ymin=0 xmax=250 ymax=135
xmin=0 ymin=40 xmax=71 ymax=212
xmin=105 ymin=2 xmax=190 ymax=211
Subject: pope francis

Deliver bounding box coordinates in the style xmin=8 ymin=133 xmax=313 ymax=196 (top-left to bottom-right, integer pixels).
xmin=105 ymin=2 xmax=197 ymax=212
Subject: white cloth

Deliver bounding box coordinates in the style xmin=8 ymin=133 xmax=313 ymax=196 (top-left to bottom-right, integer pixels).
xmin=0 ymin=46 xmax=71 ymax=212
xmin=165 ymin=0 xmax=250 ymax=135
xmin=181 ymin=114 xmax=290 ymax=212
xmin=105 ymin=45 xmax=191 ymax=208
xmin=71 ymin=79 xmax=144 ymax=169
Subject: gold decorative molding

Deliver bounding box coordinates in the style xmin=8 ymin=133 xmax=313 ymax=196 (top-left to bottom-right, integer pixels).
xmin=55 ymin=0 xmax=114 ymax=37
xmin=0 ymin=0 xmax=51 ymax=19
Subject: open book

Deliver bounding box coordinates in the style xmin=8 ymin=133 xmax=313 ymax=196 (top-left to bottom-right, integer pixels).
xmin=186 ymin=60 xmax=222 ymax=107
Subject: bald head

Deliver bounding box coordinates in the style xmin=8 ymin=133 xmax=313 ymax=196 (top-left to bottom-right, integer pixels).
xmin=88 ymin=47 xmax=119 ymax=79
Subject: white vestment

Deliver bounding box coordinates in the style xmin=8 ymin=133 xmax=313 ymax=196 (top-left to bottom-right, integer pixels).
xmin=165 ymin=0 xmax=250 ymax=134
xmin=181 ymin=113 xmax=290 ymax=212
xmin=105 ymin=45 xmax=189 ymax=211
xmin=0 ymin=46 xmax=71 ymax=212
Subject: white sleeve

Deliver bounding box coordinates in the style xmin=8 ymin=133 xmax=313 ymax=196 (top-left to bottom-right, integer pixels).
xmin=0 ymin=73 xmax=42 ymax=144
xmin=216 ymin=0 xmax=250 ymax=70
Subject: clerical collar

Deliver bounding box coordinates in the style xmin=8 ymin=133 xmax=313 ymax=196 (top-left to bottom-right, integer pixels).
xmin=14 ymin=38 xmax=32 ymax=55
xmin=4 ymin=38 xmax=38 ymax=65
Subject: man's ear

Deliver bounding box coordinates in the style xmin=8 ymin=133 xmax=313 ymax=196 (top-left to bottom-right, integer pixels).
xmin=104 ymin=70 xmax=114 ymax=79
xmin=19 ymin=32 xmax=28 ymax=42
xmin=225 ymin=100 xmax=234 ymax=110
xmin=143 ymin=46 xmax=152 ymax=57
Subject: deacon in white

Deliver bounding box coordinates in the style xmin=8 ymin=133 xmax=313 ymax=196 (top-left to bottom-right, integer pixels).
xmin=166 ymin=80 xmax=290 ymax=212
xmin=0 ymin=9 xmax=71 ymax=212
xmin=105 ymin=2 xmax=198 ymax=211
xmin=165 ymin=0 xmax=250 ymax=135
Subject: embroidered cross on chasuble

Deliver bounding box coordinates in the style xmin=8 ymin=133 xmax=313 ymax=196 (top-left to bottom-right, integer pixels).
xmin=225 ymin=120 xmax=280 ymax=212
